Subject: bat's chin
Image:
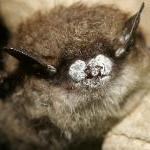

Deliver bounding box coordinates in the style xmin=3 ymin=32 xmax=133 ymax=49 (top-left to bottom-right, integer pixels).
xmin=24 ymin=78 xmax=113 ymax=137
xmin=47 ymin=85 xmax=112 ymax=137
xmin=52 ymin=84 xmax=108 ymax=113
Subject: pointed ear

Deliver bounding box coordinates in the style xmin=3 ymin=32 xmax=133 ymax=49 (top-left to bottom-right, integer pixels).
xmin=2 ymin=47 xmax=57 ymax=75
xmin=115 ymin=2 xmax=144 ymax=57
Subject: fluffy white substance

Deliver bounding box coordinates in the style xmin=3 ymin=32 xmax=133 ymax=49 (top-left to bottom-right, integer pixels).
xmin=69 ymin=54 xmax=113 ymax=88
xmin=88 ymin=54 xmax=112 ymax=76
xmin=69 ymin=60 xmax=86 ymax=82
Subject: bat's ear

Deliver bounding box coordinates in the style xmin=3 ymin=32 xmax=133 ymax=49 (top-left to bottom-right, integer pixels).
xmin=115 ymin=2 xmax=144 ymax=57
xmin=2 ymin=47 xmax=57 ymax=76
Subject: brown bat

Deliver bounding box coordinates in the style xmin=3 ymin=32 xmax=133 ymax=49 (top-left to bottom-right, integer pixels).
xmin=0 ymin=2 xmax=149 ymax=150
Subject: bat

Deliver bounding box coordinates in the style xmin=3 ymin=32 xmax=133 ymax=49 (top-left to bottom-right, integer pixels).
xmin=0 ymin=2 xmax=149 ymax=150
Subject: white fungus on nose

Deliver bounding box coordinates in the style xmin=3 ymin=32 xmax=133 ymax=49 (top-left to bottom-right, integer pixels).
xmin=88 ymin=54 xmax=112 ymax=76
xmin=69 ymin=60 xmax=86 ymax=82
xmin=69 ymin=54 xmax=113 ymax=87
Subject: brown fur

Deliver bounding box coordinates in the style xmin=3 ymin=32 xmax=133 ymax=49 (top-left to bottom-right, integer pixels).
xmin=0 ymin=3 xmax=150 ymax=150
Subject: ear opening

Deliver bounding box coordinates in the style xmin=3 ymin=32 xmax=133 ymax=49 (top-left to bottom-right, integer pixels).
xmin=1 ymin=47 xmax=57 ymax=76
xmin=115 ymin=2 xmax=145 ymax=57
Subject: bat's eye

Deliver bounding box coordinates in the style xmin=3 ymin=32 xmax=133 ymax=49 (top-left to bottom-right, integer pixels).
xmin=69 ymin=54 xmax=113 ymax=88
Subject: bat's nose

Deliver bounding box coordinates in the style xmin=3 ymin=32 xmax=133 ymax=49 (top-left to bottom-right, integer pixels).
xmin=84 ymin=65 xmax=102 ymax=79
xmin=69 ymin=54 xmax=113 ymax=85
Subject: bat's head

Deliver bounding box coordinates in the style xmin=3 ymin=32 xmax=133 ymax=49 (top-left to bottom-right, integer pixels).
xmin=1 ymin=3 xmax=147 ymax=136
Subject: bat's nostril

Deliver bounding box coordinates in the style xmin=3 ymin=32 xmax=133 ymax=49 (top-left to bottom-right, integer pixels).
xmin=86 ymin=72 xmax=93 ymax=79
xmin=98 ymin=70 xmax=102 ymax=77
xmin=85 ymin=65 xmax=103 ymax=79
xmin=84 ymin=66 xmax=93 ymax=79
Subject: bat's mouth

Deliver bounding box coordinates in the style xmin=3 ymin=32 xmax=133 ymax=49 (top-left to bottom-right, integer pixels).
xmin=78 ymin=75 xmax=111 ymax=88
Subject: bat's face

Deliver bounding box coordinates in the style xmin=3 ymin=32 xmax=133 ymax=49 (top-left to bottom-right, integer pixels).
xmin=2 ymin=3 xmax=145 ymax=136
